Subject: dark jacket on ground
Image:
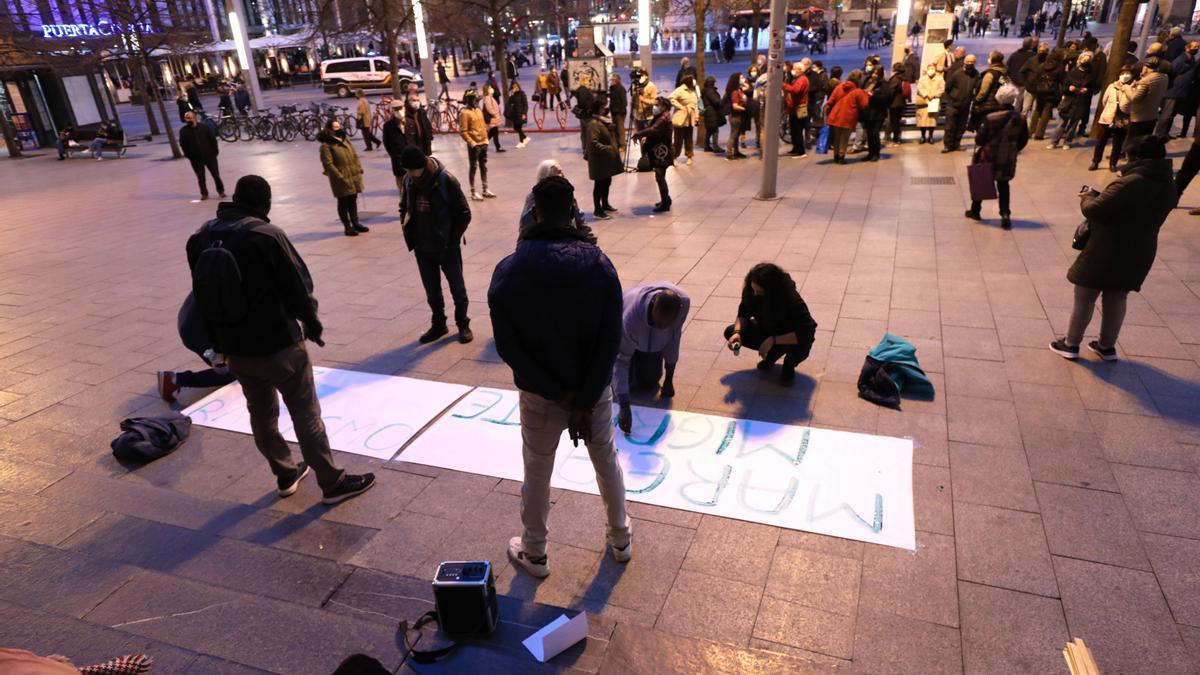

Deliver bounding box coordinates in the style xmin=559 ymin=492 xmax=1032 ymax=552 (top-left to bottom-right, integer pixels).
xmin=400 ymin=156 xmax=471 ymax=255
xmin=382 ymin=114 xmax=427 ymax=176
xmin=1069 ymin=158 xmax=1178 ymax=292
xmin=180 ymin=122 xmax=219 ymax=162
xmin=973 ymin=106 xmax=1029 ymax=181
xmin=702 ymin=82 xmax=725 ymax=128
xmin=185 ymin=202 xmax=321 ymax=357
xmin=586 ymin=117 xmax=622 ymax=180
xmin=505 ymin=90 xmax=529 ymax=124
xmin=488 ymin=231 xmax=623 ymax=410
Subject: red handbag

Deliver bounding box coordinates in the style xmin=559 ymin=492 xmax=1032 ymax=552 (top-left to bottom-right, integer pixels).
xmin=967 ymin=161 xmax=998 ymax=201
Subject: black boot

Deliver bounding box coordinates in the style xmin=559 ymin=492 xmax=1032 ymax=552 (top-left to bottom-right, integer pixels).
xmin=343 ymin=223 xmax=358 ymax=236
xmin=353 ymin=222 xmax=370 ymax=233
xmin=458 ymin=322 xmax=474 ymax=344
xmin=419 ymin=322 xmax=448 ymax=344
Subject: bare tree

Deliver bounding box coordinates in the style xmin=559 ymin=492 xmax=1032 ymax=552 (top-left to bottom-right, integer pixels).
xmin=357 ymin=0 xmax=415 ymax=98
xmin=432 ymin=0 xmax=524 ymax=106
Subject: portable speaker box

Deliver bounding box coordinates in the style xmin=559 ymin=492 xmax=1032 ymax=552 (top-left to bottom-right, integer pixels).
xmin=432 ymin=560 xmax=499 ymax=636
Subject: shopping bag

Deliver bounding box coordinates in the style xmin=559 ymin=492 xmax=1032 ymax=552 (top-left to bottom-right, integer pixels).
xmin=967 ymin=162 xmax=998 ymax=201
xmin=927 ymin=98 xmax=940 ymax=115
xmin=815 ymin=125 xmax=830 ymax=154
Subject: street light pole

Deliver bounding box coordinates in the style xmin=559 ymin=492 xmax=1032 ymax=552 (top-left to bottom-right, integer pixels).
xmin=757 ymin=0 xmax=787 ymax=200
xmin=638 ymin=0 xmax=653 ymax=80
xmin=226 ymin=0 xmax=263 ymax=113
xmin=412 ymin=0 xmax=438 ymax=106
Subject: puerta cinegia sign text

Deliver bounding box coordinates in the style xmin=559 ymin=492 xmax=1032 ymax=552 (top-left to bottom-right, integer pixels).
xmin=39 ymin=20 xmax=156 ymax=39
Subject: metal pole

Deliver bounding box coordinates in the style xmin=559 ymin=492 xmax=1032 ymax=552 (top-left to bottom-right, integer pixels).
xmin=892 ymin=0 xmax=914 ymax=69
xmin=1136 ymin=0 xmax=1157 ymax=58
xmin=226 ymin=0 xmax=263 ymax=113
xmin=638 ymin=0 xmax=653 ymax=80
xmin=412 ymin=0 xmax=438 ymax=106
xmin=758 ymin=0 xmax=787 ymax=200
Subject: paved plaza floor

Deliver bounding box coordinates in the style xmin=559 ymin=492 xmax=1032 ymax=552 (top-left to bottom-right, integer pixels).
xmin=2 ymin=52 xmax=1200 ymax=672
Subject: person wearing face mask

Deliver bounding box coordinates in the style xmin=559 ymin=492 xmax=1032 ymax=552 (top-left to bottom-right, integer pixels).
xmin=614 ymin=283 xmax=690 ymax=435
xmin=783 ymin=60 xmax=811 ymax=156
xmin=668 ymin=75 xmax=699 ymax=165
xmin=632 ymin=96 xmax=674 ymax=212
xmin=915 ymin=64 xmax=945 ymax=144
xmin=942 ymin=53 xmax=977 ymax=152
xmin=480 ymin=84 xmax=505 ymax=153
xmin=1122 ymin=57 xmax=1169 ymax=153
xmin=179 ymin=110 xmax=225 ymax=200
xmin=1007 ymin=37 xmax=1038 ymax=114
xmin=318 ymin=119 xmax=367 ymax=237
xmin=1048 ymin=50 xmax=1096 ymax=149
xmin=722 ymin=73 xmax=750 ymax=159
xmin=585 ymin=98 xmax=622 ymax=219
xmin=1156 ymin=40 xmax=1199 ymax=140
xmin=1088 ymin=67 xmax=1133 ymax=173
xmin=383 ymin=100 xmax=421 ymax=211
xmin=635 ymin=71 xmax=658 ymax=131
xmin=404 ymin=94 xmax=433 ymax=156
xmin=861 ymin=67 xmax=890 ymax=161
xmin=1025 ymin=43 xmax=1062 ymax=140
xmin=505 ymin=81 xmax=530 ymax=148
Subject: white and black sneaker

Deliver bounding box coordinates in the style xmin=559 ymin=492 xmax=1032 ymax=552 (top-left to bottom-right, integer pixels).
xmin=1049 ymin=339 xmax=1080 ymax=360
xmin=321 ymin=473 xmax=376 ymax=505
xmin=508 ymin=536 xmax=550 ymax=578
xmin=277 ymin=462 xmax=311 ymax=497
xmin=1088 ymin=340 xmax=1119 ymax=361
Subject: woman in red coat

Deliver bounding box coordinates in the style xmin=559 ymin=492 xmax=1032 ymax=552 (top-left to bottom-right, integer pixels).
xmin=824 ymin=69 xmax=869 ymax=164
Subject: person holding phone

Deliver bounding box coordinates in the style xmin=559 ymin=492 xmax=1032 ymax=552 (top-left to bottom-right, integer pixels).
xmin=723 ymin=263 xmax=818 ymax=386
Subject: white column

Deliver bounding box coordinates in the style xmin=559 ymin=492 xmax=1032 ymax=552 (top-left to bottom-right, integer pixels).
xmin=638 ymin=0 xmax=653 ymax=79
xmin=892 ymin=0 xmax=913 ymax=69
xmin=227 ymin=0 xmax=263 ymax=112
xmin=412 ymin=0 xmax=438 ymax=106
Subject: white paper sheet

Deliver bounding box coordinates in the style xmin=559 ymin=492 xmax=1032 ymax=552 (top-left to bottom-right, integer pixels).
xmin=399 ymin=387 xmax=916 ymax=550
xmin=183 ymin=367 xmax=472 ymax=460
xmin=522 ymin=612 xmax=589 ymax=662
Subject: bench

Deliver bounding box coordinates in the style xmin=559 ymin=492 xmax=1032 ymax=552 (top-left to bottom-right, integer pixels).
xmin=61 ymin=127 xmax=151 ymax=158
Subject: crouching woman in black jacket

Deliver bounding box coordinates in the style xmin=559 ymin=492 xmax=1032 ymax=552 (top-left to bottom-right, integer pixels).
xmin=723 ymin=263 xmax=819 ymax=385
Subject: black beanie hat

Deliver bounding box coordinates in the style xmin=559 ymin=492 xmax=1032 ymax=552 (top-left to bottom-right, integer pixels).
xmin=232 ymin=175 xmax=271 ymax=210
xmin=401 ymin=146 xmax=427 ymax=170
xmin=532 ymin=175 xmax=575 ymax=221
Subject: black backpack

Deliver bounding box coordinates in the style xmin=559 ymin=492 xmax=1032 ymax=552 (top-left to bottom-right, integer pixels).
xmin=191 ymin=218 xmax=255 ymax=324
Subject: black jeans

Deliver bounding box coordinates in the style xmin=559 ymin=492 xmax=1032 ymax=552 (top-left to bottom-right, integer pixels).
xmin=654 ymin=166 xmax=670 ymax=205
xmin=513 ymin=120 xmax=527 ymax=143
xmin=190 ymin=156 xmax=225 ymax=197
xmin=788 ymin=114 xmax=809 ymax=155
xmin=944 ymin=107 xmax=967 ymax=149
xmin=887 ymin=107 xmax=903 ymax=142
xmin=175 ymin=366 xmax=237 ymax=389
xmin=488 ymin=126 xmax=502 ymax=150
xmin=336 ymin=194 xmax=359 ymax=226
xmin=970 ymin=179 xmax=1011 ymax=216
xmin=629 ymin=350 xmax=664 ymax=390
xmin=593 ymin=176 xmax=612 ymax=213
xmin=360 ymin=122 xmax=379 ymax=150
xmin=1092 ymin=124 xmax=1127 ymax=168
xmin=864 ymin=118 xmax=883 ymax=158
xmin=723 ymin=323 xmax=809 ymax=368
xmin=415 ymin=246 xmax=469 ymax=327
xmin=1176 ymin=139 xmax=1200 ymax=196
xmin=467 ymin=144 xmax=488 ymax=190
xmin=706 ymin=125 xmax=720 ymax=149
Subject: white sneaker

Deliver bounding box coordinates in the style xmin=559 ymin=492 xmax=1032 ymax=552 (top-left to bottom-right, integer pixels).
xmin=508 ymin=536 xmax=550 ymax=578
xmin=470 ymin=190 xmax=483 ymax=201
xmin=610 ymin=539 xmax=632 ymax=563
xmin=482 ymin=189 xmax=497 ymax=198
xmin=685 ymin=157 xmax=693 ymax=166
xmin=1046 ymin=143 xmax=1058 ymax=150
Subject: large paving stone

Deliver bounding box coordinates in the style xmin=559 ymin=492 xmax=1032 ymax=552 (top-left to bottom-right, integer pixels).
xmin=1020 ymin=424 xmax=1118 ymax=492
xmin=0 ymin=536 xmax=138 ymax=618
xmin=851 ymin=606 xmax=962 ymax=675
xmin=859 ymin=531 xmax=958 ymax=628
xmin=1141 ymin=533 xmax=1200 ymax=628
xmin=1111 ymin=464 xmax=1200 ymax=539
xmin=347 ymin=510 xmax=457 ymax=578
xmin=958 ymin=582 xmax=1068 ymax=675
xmin=600 ymin=622 xmax=836 ymax=674
xmin=752 ymin=594 xmax=855 ymax=660
xmin=0 ymin=486 xmax=105 ymax=546
xmin=948 ymin=441 xmax=1038 ymax=512
xmin=946 ymin=396 xmax=1022 ymax=449
xmin=679 ymin=515 xmax=779 ymax=587
xmin=1034 ymin=481 xmax=1151 ymax=570
xmin=656 ymin=569 xmax=762 ymax=647
xmin=83 ymin=570 xmax=405 ymax=674
xmin=953 ymin=502 xmax=1057 ymax=597
xmin=579 ymin=518 xmax=694 ymax=615
xmin=765 ymin=545 xmax=861 ymax=616
xmin=1054 ymin=556 xmax=1193 ymax=675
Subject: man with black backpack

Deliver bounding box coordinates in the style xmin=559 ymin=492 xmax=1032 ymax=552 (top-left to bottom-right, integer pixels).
xmin=186 ymin=175 xmax=376 ymax=505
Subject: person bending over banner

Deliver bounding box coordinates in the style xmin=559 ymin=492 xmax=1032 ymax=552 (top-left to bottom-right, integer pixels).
xmin=614 ymin=282 xmax=691 ymax=435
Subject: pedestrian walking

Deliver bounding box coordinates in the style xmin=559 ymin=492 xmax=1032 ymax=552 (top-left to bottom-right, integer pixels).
xmin=633 ymin=96 xmax=674 ymax=212
xmin=915 ymin=65 xmax=945 ymax=144
xmin=179 ymin=111 xmax=225 ymax=200
xmin=398 ymin=146 xmax=474 ymax=345
xmin=437 ymin=60 xmax=450 ymax=100
xmin=458 ymin=93 xmax=494 ymax=201
xmin=668 ymin=75 xmax=698 ymax=164
xmin=701 ymin=76 xmax=725 ymax=152
xmin=613 ymin=283 xmax=689 ymax=436
xmin=317 ymin=119 xmax=367 ymax=237
xmin=506 ymin=81 xmax=530 ymax=148
xmin=354 ymin=90 xmax=380 ymax=151
xmin=1050 ymin=137 xmax=1178 ymax=361
xmin=185 ymin=175 xmax=376 ymax=504
xmin=1091 ymin=67 xmax=1133 ymax=172
xmin=825 ymin=70 xmax=870 ymax=164
xmin=489 ymin=175 xmax=632 ymax=580
xmin=481 ymin=84 xmax=505 ymax=153
xmin=965 ymin=87 xmax=1029 ymax=230
xmin=585 ymin=99 xmax=622 ymax=219
xmin=722 ymin=263 xmax=818 ymax=386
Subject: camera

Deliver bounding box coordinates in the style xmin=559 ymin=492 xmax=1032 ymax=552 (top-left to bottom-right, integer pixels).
xmin=1079 ymin=185 xmax=1091 ymax=194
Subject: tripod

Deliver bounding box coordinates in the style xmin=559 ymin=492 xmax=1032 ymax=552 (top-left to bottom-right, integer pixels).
xmin=623 ymin=79 xmax=643 ymax=172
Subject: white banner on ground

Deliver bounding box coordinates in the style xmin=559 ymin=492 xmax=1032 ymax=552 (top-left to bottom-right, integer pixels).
xmin=400 ymin=387 xmax=916 ymax=550
xmin=182 ymin=367 xmax=472 ymax=460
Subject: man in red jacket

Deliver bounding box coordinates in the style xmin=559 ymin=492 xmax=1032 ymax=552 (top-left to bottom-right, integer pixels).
xmin=783 ymin=59 xmax=812 ymax=157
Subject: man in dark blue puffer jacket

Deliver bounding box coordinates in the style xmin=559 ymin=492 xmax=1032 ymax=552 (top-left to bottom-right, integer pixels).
xmin=488 ymin=175 xmax=631 ymax=580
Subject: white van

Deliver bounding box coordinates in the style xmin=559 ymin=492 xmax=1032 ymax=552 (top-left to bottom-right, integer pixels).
xmin=321 ymin=57 xmax=423 ymax=98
